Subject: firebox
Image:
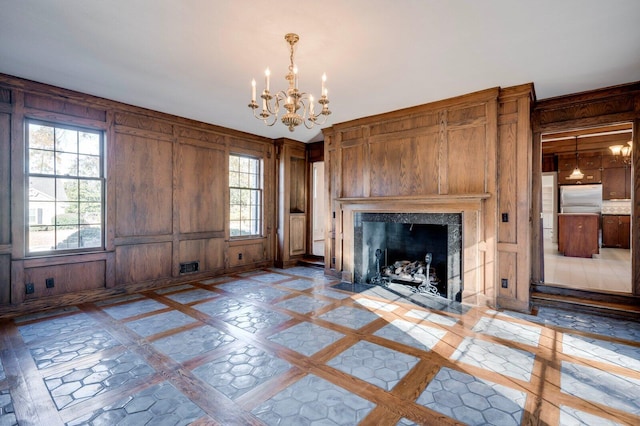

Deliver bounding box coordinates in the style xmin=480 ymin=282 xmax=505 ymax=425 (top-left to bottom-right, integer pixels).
xmin=353 ymin=212 xmax=462 ymax=301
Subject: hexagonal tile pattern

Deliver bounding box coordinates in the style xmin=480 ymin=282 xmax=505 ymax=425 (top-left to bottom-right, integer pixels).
xmin=165 ymin=288 xmax=217 ymax=304
xmin=192 ymin=296 xmax=249 ymax=317
xmin=215 ymin=279 xmax=263 ymax=293
xmin=451 ymin=337 xmax=535 ymax=382
xmin=13 ymin=306 xmax=81 ymax=324
xmin=152 ymin=325 xmax=235 ymax=363
xmin=247 ymin=272 xmax=289 ymax=283
xmin=278 ymin=278 xmax=317 ymax=291
xmin=66 ymin=381 xmax=204 ymax=425
xmin=327 ymin=340 xmax=419 ymax=391
xmin=353 ymin=297 xmax=399 ymax=312
xmin=199 ymin=276 xmax=231 ymax=285
xmin=102 ymin=299 xmax=167 ymax=320
xmin=317 ymin=306 xmax=381 ymax=330
xmin=311 ymin=288 xmax=352 ymax=300
xmin=192 ymin=344 xmax=291 ymax=400
xmin=28 ymin=329 xmax=121 ymax=369
xmin=44 ymin=351 xmax=155 ymax=410
xmin=404 ymin=308 xmax=458 ymax=327
xmin=268 ymin=322 xmax=344 ymax=356
xmin=416 ymin=367 xmax=526 ymax=426
xmin=559 ymin=405 xmax=624 ymax=426
xmin=251 ymin=374 xmax=375 ymax=425
xmin=18 ymin=313 xmax=98 ymax=344
xmin=272 ymin=266 xmax=326 ymax=279
xmin=374 ymin=319 xmax=447 ymax=352
xmin=561 ymin=361 xmax=640 ymax=416
xmin=219 ymin=306 xmax=291 ymax=334
xmin=275 ymin=295 xmax=332 ymax=314
xmin=0 ymin=359 xmax=5 ymax=381
xmin=125 ymin=311 xmax=198 ymax=338
xmin=472 ymin=316 xmax=541 ymax=347
xmin=236 ymin=287 xmax=292 ymax=304
xmin=0 ymin=389 xmax=16 ymax=426
xmin=562 ymin=333 xmax=640 ymax=370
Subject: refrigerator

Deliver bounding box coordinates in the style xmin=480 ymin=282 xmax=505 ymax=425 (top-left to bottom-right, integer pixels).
xmin=560 ymin=184 xmax=602 ymax=213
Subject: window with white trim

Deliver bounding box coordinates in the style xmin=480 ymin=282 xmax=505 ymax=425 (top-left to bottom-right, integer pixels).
xmin=229 ymin=154 xmax=262 ymax=237
xmin=26 ymin=119 xmax=104 ymax=253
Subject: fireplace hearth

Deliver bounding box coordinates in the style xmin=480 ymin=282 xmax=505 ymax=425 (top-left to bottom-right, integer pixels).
xmin=354 ymin=212 xmax=462 ymax=301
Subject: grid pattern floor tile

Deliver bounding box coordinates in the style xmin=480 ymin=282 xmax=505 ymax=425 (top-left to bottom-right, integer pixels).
xmin=1 ymin=266 xmax=639 ymax=425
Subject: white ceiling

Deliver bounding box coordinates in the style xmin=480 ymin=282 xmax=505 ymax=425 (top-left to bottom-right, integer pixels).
xmin=1 ymin=1 xmax=640 ymax=143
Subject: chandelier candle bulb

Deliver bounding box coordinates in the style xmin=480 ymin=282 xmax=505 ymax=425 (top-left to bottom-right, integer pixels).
xmin=265 ymin=68 xmax=270 ymax=92
xmin=322 ymin=73 xmax=326 ymax=95
xmin=251 ymin=79 xmax=256 ymax=102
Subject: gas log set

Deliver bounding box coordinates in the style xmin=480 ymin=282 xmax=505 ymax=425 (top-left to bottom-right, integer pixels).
xmin=370 ymin=250 xmax=441 ymax=295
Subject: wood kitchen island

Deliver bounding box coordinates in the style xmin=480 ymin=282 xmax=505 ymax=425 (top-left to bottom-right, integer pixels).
xmin=558 ymin=213 xmax=600 ymax=258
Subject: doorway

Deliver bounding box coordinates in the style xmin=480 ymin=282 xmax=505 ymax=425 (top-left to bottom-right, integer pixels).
xmin=540 ymin=124 xmax=633 ymax=294
xmin=311 ymin=161 xmax=325 ymax=257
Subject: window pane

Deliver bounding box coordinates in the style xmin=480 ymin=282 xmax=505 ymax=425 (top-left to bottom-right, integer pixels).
xmin=79 ymin=203 xmax=102 ymax=224
xmin=58 ymin=178 xmax=79 ymax=201
xmin=56 ymin=152 xmax=78 ymax=176
xmin=78 ymin=155 xmax=100 ymax=177
xmin=55 ymin=128 xmax=78 ymax=153
xmin=229 ymin=171 xmax=240 ymax=187
xmin=29 ymin=177 xmax=55 ymax=201
xmin=29 ymin=149 xmax=55 ymax=174
xmin=28 ymin=201 xmax=54 ymax=225
xmin=29 ymin=124 xmax=54 ymax=150
xmin=56 ymin=226 xmax=80 ymax=249
xmin=29 ymin=226 xmax=55 ymax=252
xmin=79 ymin=180 xmax=102 ymax=202
xmin=78 ymin=225 xmax=102 ymax=248
xmin=79 ymin=132 xmax=100 ymax=155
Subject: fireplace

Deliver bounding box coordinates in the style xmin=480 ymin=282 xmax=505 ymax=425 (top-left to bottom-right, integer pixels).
xmin=353 ymin=212 xmax=462 ymax=300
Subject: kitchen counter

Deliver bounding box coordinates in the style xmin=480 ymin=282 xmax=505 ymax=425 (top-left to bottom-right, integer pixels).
xmin=558 ymin=213 xmax=599 ymax=258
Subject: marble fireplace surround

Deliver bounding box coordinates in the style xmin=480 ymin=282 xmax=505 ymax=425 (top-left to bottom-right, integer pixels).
xmin=336 ymin=194 xmax=490 ymax=306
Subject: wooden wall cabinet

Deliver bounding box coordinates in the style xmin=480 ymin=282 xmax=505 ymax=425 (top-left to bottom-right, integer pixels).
xmin=275 ymin=138 xmax=307 ymax=268
xmin=602 ymin=166 xmax=632 ymax=199
xmin=602 ymin=215 xmax=631 ymax=249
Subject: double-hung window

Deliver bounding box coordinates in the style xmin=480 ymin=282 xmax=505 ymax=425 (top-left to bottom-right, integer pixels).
xmin=26 ymin=119 xmax=104 ymax=253
xmin=229 ymin=154 xmax=262 ymax=237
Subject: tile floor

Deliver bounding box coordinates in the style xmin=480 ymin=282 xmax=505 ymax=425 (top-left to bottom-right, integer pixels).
xmin=0 ymin=266 xmax=639 ymax=425
xmin=543 ymin=238 xmax=632 ymax=293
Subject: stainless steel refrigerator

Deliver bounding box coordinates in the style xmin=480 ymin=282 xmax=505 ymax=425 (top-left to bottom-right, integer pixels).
xmin=560 ymin=184 xmax=602 ymax=213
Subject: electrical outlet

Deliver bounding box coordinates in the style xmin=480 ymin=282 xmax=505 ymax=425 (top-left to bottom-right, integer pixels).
xmin=501 ymin=278 xmax=508 ymax=288
xmin=25 ymin=283 xmax=35 ymax=294
xmin=238 ymin=253 xmax=243 ymax=260
xmin=501 ymin=213 xmax=509 ymax=223
xmin=46 ymin=277 xmax=55 ymax=288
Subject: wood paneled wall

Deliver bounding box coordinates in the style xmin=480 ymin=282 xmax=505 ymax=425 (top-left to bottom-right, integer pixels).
xmin=323 ymin=85 xmax=534 ymax=310
xmin=0 ymin=74 xmax=275 ymax=313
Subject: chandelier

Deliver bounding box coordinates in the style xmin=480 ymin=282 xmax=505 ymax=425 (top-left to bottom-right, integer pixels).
xmin=248 ymin=33 xmax=331 ymax=132
xmin=609 ymin=140 xmax=633 ymax=165
xmin=568 ymin=136 xmax=584 ymax=180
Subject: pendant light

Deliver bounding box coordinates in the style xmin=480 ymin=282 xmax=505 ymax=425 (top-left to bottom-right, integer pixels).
xmin=568 ymin=136 xmax=584 ymax=180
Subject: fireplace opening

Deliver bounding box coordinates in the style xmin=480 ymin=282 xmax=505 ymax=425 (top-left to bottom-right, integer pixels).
xmin=353 ymin=212 xmax=462 ymax=301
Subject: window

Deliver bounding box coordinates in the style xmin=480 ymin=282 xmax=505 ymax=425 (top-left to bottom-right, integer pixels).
xmin=229 ymin=154 xmax=262 ymax=237
xmin=26 ymin=120 xmax=104 ymax=253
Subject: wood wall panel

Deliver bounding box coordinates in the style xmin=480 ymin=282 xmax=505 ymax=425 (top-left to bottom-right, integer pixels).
xmin=178 ymin=142 xmax=225 ymax=233
xmin=23 ymin=93 xmax=107 ymax=122
xmin=228 ymin=241 xmax=265 ymax=268
xmin=0 ymin=88 xmax=10 ymax=104
xmin=0 ymin=255 xmax=9 ymax=305
xmin=179 ymin=238 xmax=224 ymax=272
xmin=498 ymin=251 xmax=516 ymax=299
xmin=341 ymin=144 xmax=365 ymax=197
xmin=369 ymin=134 xmax=440 ymax=196
xmin=446 ymin=126 xmax=486 ymax=194
xmin=0 ymin=113 xmax=10 ymax=244
xmin=115 ymin=242 xmax=172 ymax=285
xmin=498 ymin=121 xmax=518 ymax=243
xmin=114 ymin=133 xmax=173 ymax=237
xmin=24 ymin=260 xmax=105 ymax=299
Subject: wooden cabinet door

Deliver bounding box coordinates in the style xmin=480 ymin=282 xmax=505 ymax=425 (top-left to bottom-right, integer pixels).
xmin=619 ymin=215 xmax=631 ymax=249
xmin=602 ymin=167 xmax=627 ymax=199
xmin=602 ymin=216 xmax=620 ymax=247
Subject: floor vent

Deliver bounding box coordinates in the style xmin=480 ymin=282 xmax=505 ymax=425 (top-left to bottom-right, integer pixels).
xmin=179 ymin=261 xmax=199 ymax=274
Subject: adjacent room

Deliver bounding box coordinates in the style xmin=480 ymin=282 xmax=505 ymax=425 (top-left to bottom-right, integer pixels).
xmin=0 ymin=2 xmax=639 ymax=425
